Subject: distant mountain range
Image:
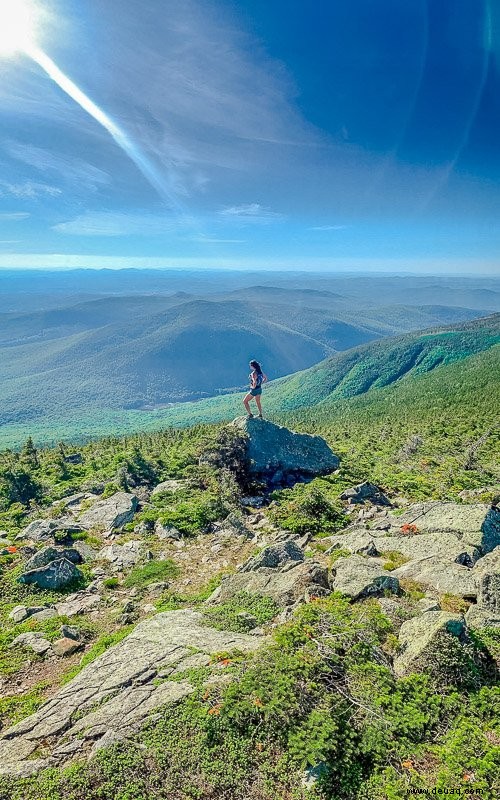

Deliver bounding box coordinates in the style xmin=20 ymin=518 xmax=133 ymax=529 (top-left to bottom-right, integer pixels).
xmin=0 ymin=279 xmax=491 ymax=434
xmin=0 ymin=290 xmax=498 ymax=447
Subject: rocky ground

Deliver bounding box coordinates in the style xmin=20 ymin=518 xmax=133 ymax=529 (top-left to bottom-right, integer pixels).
xmin=0 ymin=418 xmax=498 ymax=786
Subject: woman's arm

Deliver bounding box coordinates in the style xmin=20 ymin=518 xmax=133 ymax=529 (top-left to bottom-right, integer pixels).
xmin=262 ymin=373 xmax=268 ymax=383
xmin=250 ymin=370 xmax=257 ymax=387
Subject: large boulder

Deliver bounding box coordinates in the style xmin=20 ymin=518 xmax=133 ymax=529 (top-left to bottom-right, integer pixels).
xmin=326 ymin=528 xmax=480 ymax=566
xmin=340 ymin=482 xmax=390 ymax=506
xmin=393 ymin=557 xmax=478 ymax=599
xmin=240 ymin=539 xmax=304 ymax=572
xmin=0 ymin=610 xmax=264 ymax=776
xmin=331 ymin=555 xmax=400 ymax=600
xmin=17 ymin=519 xmax=58 ymax=543
xmin=24 ymin=546 xmax=82 ymax=571
xmin=233 ymin=417 xmax=339 ymax=480
xmin=394 ymin=611 xmax=466 ymax=678
xmin=78 ymin=492 xmax=138 ymax=531
xmin=18 ymin=558 xmax=82 ymax=590
xmin=151 ymin=479 xmax=188 ymax=497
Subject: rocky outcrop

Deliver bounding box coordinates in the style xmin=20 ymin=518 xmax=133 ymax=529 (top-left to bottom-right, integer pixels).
xmin=0 ymin=610 xmax=264 ymax=777
xmin=232 ymin=417 xmax=339 ymax=484
xmin=209 ymin=538 xmax=328 ymax=607
xmin=151 ymin=479 xmax=188 ymax=497
xmin=78 ymin=492 xmax=138 ymax=531
xmin=327 ymin=503 xmax=500 ymax=602
xmin=331 ymin=555 xmax=400 ymax=600
xmin=213 ymin=561 xmax=330 ymax=607
xmin=394 ymin=611 xmax=466 ymax=677
xmin=24 ymin=546 xmax=82 ymax=571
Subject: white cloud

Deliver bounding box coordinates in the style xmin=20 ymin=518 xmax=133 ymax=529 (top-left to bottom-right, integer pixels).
xmin=0 ymin=180 xmax=62 ymax=199
xmin=218 ymin=203 xmax=285 ymax=224
xmin=53 ymin=211 xmax=177 ymax=237
xmin=0 ymin=212 xmax=30 ymax=220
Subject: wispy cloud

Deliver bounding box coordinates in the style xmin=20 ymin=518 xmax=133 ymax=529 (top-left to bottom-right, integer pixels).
xmin=218 ymin=203 xmax=285 ymax=224
xmin=190 ymin=234 xmax=246 ymax=244
xmin=0 ymin=180 xmax=62 ymax=199
xmin=310 ymin=224 xmax=348 ymax=231
xmin=0 ymin=212 xmax=31 ymax=220
xmin=53 ymin=211 xmax=177 ymax=237
xmin=4 ymin=142 xmax=110 ymax=192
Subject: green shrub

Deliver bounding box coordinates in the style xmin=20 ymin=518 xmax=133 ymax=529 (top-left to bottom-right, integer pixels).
xmin=268 ymin=483 xmax=347 ymax=536
xmin=123 ymin=559 xmax=180 ymax=589
xmin=203 ymin=592 xmax=279 ymax=632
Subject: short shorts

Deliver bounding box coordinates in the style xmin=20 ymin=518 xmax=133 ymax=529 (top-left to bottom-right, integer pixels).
xmin=250 ymin=387 xmax=262 ymax=396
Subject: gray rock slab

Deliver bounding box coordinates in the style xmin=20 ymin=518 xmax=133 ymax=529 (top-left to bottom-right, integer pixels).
xmin=465 ymin=604 xmax=500 ymax=629
xmin=55 ymin=592 xmax=101 ymax=617
xmin=328 ymin=528 xmax=480 ymax=566
xmin=393 ymin=556 xmax=478 ymax=599
xmin=331 ymin=555 xmax=400 ymax=600
xmin=78 ymin=492 xmax=138 ymax=530
xmin=24 ymin=546 xmax=82 ymax=571
xmin=151 ymin=480 xmax=188 ymax=497
xmin=215 ymin=561 xmax=330 ymax=607
xmin=98 ymin=540 xmax=151 ymax=571
xmin=240 ymin=539 xmax=304 ymax=572
xmin=0 ymin=610 xmax=264 ymax=775
xmin=391 ymin=502 xmax=500 ymax=554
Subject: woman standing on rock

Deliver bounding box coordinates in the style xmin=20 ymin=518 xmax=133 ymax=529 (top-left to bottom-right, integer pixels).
xmin=243 ymin=359 xmax=267 ymax=418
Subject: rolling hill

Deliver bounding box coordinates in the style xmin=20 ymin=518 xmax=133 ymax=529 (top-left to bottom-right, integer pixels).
xmin=1 ymin=313 xmax=498 ymax=449
xmin=0 ymin=283 xmax=487 ymax=444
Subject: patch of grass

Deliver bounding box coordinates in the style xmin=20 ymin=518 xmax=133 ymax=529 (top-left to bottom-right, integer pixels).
xmin=103 ymin=577 xmax=119 ymax=589
xmin=381 ymin=550 xmax=410 ymax=571
xmin=0 ymin=682 xmax=48 ymax=728
xmin=203 ymin=591 xmax=279 ymax=632
xmin=440 ymin=593 xmax=471 ymax=614
xmin=399 ymin=578 xmax=427 ymax=601
xmin=328 ymin=547 xmax=351 ymax=565
xmin=123 ymin=559 xmax=180 ymax=589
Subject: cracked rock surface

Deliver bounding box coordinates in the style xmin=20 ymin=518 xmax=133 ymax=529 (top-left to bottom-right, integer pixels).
xmin=0 ymin=609 xmax=264 ymax=777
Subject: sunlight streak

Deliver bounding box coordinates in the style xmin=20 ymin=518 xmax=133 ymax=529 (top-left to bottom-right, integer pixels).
xmin=26 ymin=43 xmax=186 ymax=212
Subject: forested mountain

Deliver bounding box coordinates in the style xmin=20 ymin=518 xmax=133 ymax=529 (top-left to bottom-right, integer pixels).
xmin=1 ymin=275 xmax=491 ymax=446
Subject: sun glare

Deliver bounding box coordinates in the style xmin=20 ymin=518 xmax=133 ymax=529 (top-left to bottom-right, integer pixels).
xmin=0 ymin=0 xmax=39 ymax=57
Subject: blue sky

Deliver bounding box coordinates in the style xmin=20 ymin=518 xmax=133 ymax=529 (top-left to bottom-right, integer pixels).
xmin=0 ymin=0 xmax=499 ymax=272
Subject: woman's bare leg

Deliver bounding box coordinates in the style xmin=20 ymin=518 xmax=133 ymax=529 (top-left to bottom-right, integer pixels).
xmin=255 ymin=395 xmax=263 ymax=417
xmin=243 ymin=393 xmax=253 ymax=416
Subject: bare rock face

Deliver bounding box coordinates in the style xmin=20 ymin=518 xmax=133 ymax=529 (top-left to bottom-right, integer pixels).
xmin=78 ymin=492 xmax=138 ymax=531
xmin=391 ymin=502 xmax=500 ymax=555
xmin=232 ymin=417 xmax=339 ymax=484
xmin=211 ymin=537 xmax=329 ymax=607
xmin=0 ymin=610 xmax=264 ymax=777
xmin=340 ymin=481 xmax=391 ymax=506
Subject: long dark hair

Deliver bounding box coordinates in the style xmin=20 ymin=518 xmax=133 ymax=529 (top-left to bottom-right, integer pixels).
xmin=249 ymin=359 xmax=263 ymax=375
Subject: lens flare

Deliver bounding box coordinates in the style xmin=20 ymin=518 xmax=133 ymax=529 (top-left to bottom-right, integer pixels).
xmin=0 ymin=0 xmax=38 ymax=56
xmin=0 ymin=0 xmax=186 ymax=210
